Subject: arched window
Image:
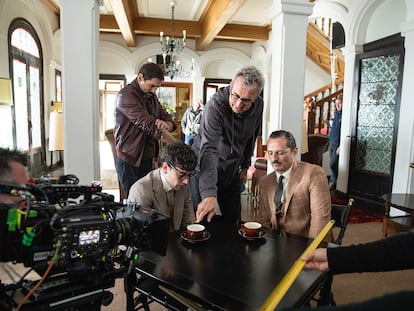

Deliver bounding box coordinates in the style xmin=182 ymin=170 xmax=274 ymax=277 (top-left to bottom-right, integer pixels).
xmin=7 ymin=18 xmax=45 ymax=176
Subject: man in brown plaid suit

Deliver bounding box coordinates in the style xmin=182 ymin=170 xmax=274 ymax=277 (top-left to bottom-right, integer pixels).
xmin=256 ymin=130 xmax=331 ymax=238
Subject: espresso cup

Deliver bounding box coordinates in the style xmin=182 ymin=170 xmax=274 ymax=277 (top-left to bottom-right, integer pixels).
xmin=243 ymin=221 xmax=262 ymax=237
xmin=186 ymin=224 xmax=205 ymax=239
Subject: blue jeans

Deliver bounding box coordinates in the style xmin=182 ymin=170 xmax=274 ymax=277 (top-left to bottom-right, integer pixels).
xmin=115 ymin=157 xmax=152 ymax=198
xmin=329 ymin=144 xmax=339 ymax=185
xmin=184 ymin=134 xmax=195 ymax=146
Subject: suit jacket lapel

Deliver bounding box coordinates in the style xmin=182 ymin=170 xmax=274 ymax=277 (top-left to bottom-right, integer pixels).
xmin=284 ymin=161 xmax=301 ymax=212
xmin=153 ymin=169 xmax=167 ymax=213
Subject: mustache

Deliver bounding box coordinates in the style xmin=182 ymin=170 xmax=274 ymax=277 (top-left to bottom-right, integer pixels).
xmin=271 ymin=160 xmax=281 ymax=165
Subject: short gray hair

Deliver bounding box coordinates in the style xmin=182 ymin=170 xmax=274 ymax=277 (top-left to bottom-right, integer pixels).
xmin=232 ymin=65 xmax=265 ymax=93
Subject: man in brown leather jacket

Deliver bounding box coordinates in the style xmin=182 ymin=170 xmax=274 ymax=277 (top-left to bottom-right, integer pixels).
xmin=114 ymin=63 xmax=176 ymax=197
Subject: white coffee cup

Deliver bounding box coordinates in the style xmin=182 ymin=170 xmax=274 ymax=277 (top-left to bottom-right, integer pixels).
xmin=243 ymin=221 xmax=262 ymax=237
xmin=186 ymin=224 xmax=205 ymax=239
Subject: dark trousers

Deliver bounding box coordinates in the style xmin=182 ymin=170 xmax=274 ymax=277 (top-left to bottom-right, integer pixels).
xmin=329 ymin=144 xmax=339 ymax=185
xmin=190 ymin=172 xmax=241 ymax=224
xmin=115 ymin=157 xmax=152 ymax=198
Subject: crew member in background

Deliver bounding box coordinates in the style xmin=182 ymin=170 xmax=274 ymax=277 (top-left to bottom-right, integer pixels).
xmin=114 ymin=63 xmax=176 ymax=197
xmin=328 ymin=97 xmax=342 ymax=190
xmin=181 ymin=99 xmax=203 ymax=146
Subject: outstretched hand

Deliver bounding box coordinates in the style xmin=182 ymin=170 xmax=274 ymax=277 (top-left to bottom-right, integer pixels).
xmin=195 ymin=196 xmax=220 ymax=223
xmin=301 ymin=248 xmax=330 ymax=271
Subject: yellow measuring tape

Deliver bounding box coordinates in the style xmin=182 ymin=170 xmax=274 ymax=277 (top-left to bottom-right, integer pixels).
xmin=260 ymin=220 xmax=335 ymax=311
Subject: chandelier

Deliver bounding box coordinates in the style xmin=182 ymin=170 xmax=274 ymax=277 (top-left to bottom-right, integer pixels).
xmin=159 ymin=1 xmax=191 ymax=79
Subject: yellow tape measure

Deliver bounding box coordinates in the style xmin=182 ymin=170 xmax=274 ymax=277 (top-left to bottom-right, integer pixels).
xmin=260 ymin=220 xmax=335 ymax=311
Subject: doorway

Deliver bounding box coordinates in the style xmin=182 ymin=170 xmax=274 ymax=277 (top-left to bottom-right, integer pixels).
xmin=157 ymin=82 xmax=193 ymax=141
xmin=348 ymin=34 xmax=404 ymax=201
xmin=8 ymin=19 xmax=45 ymax=177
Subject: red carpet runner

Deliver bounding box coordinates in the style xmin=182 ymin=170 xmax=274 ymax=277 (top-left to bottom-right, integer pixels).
xmin=331 ymin=197 xmax=383 ymax=224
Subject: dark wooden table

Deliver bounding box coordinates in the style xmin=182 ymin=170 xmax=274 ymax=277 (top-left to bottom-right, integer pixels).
xmin=382 ymin=193 xmax=414 ymax=237
xmin=128 ymin=218 xmax=327 ymax=310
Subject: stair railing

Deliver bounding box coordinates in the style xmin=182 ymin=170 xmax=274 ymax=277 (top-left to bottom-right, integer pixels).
xmin=304 ymin=79 xmax=343 ymax=135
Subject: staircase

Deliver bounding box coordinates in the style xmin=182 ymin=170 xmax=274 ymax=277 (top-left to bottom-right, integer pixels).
xmin=304 ymin=19 xmax=344 ymax=135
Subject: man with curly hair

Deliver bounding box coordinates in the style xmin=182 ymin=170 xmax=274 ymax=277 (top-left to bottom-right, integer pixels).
xmin=128 ymin=141 xmax=197 ymax=232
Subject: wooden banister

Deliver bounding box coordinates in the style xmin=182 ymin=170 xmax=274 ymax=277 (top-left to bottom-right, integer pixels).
xmin=304 ymin=81 xmax=343 ymax=135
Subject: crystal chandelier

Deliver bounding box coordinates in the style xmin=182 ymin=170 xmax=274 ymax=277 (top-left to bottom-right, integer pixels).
xmin=159 ymin=1 xmax=191 ymax=79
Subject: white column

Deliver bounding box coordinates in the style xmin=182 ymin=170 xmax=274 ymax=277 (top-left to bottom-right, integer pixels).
xmin=60 ymin=0 xmax=100 ymax=184
xmin=192 ymin=76 xmax=205 ymax=104
xmin=268 ymin=0 xmax=313 ymax=160
xmin=336 ymin=44 xmax=363 ymax=193
xmin=394 ymin=19 xmax=414 ymax=193
xmin=262 ymin=72 xmax=272 ymax=145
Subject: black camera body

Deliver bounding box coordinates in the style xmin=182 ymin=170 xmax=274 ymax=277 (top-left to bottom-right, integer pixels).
xmin=0 ymin=179 xmax=170 ymax=310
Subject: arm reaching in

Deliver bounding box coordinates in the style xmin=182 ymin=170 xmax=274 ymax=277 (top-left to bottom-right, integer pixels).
xmin=195 ymin=196 xmax=221 ymax=223
xmin=302 ymin=248 xmax=329 ymax=271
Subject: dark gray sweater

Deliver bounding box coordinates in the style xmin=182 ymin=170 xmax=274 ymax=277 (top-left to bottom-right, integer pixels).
xmin=191 ymin=86 xmax=263 ymax=200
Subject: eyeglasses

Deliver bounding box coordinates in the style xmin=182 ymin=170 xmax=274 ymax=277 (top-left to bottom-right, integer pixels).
xmin=267 ymin=148 xmax=291 ymax=157
xmin=167 ymin=163 xmax=195 ymax=180
xmin=230 ymin=91 xmax=255 ymax=105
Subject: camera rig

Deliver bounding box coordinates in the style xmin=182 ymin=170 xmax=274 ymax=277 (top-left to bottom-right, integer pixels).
xmin=0 ymin=177 xmax=170 ymax=310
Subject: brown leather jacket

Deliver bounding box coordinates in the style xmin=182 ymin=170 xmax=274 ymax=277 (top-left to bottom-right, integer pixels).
xmin=114 ymin=79 xmax=174 ymax=166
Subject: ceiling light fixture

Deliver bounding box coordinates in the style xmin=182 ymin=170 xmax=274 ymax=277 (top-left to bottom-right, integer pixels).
xmin=159 ymin=1 xmax=192 ymax=80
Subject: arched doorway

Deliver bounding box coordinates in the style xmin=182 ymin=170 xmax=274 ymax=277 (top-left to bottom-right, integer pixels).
xmin=7 ymin=18 xmax=45 ymax=177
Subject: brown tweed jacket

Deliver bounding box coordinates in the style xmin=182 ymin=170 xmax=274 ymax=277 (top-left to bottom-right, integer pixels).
xmin=256 ymin=160 xmax=331 ymax=238
xmin=127 ymin=168 xmax=192 ymax=232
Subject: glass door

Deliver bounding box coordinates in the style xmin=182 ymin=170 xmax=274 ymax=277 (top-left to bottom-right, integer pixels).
xmin=349 ymin=43 xmax=404 ymax=200
xmin=9 ymin=20 xmax=45 ymax=177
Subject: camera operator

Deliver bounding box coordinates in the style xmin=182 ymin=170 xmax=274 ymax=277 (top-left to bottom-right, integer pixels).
xmin=0 ymin=148 xmax=38 ymax=304
xmin=0 ymin=148 xmax=28 ymax=204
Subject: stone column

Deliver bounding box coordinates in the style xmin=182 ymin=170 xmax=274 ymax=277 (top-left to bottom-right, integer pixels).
xmin=395 ymin=19 xmax=414 ymax=193
xmin=336 ymin=44 xmax=362 ymax=193
xmin=60 ymin=0 xmax=100 ymax=183
xmin=267 ymin=0 xmax=313 ymax=164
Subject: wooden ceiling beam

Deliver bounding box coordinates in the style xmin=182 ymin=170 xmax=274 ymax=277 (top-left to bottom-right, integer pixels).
xmin=196 ymin=0 xmax=246 ymax=51
xmin=134 ymin=18 xmax=201 ymax=37
xmin=217 ymin=24 xmax=269 ymax=42
xmin=109 ymin=0 xmax=136 ymax=47
xmin=100 ymin=16 xmax=267 ymax=44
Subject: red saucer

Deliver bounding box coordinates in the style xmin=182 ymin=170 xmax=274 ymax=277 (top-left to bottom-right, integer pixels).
xmin=238 ymin=227 xmax=269 ymax=241
xmin=181 ymin=230 xmax=211 ymax=243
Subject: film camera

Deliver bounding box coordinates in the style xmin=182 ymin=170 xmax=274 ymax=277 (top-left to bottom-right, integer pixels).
xmin=0 ymin=177 xmax=170 ymax=310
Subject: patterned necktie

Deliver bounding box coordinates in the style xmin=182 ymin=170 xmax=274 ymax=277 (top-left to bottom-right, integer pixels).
xmin=166 ymin=189 xmax=175 ymax=219
xmin=167 ymin=190 xmax=175 ymax=207
xmin=274 ymin=175 xmax=284 ymax=215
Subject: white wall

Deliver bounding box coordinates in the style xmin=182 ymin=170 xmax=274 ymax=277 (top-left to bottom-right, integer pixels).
xmin=364 ymin=0 xmax=406 ymax=42
xmin=304 ymin=59 xmax=331 ymax=95
xmin=98 ymin=38 xmax=254 ymax=108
